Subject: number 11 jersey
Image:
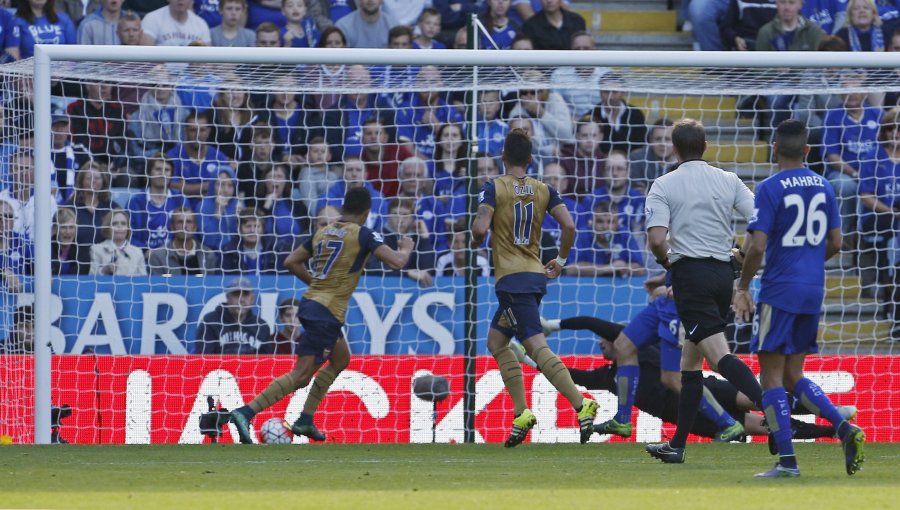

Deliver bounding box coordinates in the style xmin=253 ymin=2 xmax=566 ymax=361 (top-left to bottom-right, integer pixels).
xmin=479 ymin=175 xmax=564 ymax=294
xmin=747 ymin=167 xmax=841 ymax=314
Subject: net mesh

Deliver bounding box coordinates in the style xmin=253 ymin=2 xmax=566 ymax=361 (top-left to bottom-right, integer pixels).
xmin=0 ymin=55 xmax=898 ymax=444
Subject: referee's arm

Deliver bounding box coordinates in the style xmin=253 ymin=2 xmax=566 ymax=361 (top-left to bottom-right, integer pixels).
xmin=644 ymin=182 xmax=672 ymax=269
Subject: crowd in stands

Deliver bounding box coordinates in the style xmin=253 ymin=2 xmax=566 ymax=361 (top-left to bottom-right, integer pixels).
xmin=1 ymin=0 xmax=900 ymax=352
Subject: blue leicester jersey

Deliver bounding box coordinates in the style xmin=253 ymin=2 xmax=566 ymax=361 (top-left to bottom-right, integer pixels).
xmin=128 ymin=190 xmax=187 ymax=249
xmin=802 ymin=0 xmax=846 ymax=34
xmin=858 ymin=146 xmax=900 ymax=234
xmin=823 ymin=105 xmax=882 ymax=168
xmin=747 ymin=168 xmax=841 ymax=314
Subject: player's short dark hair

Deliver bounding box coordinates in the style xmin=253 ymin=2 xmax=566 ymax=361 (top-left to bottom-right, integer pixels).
xmin=342 ymin=187 xmax=372 ymax=215
xmin=388 ymin=197 xmax=415 ymax=214
xmin=419 ymin=7 xmax=440 ymax=21
xmin=238 ymin=208 xmax=262 ymax=227
xmin=184 ymin=108 xmax=211 ymax=125
xmin=503 ymin=128 xmax=532 ymax=167
xmin=774 ymin=119 xmax=808 ymax=160
xmin=592 ymin=201 xmax=615 ymax=215
xmin=817 ymin=35 xmax=848 ymax=52
xmin=389 ymin=25 xmax=413 ymax=43
xmin=671 ymin=118 xmax=706 ymax=160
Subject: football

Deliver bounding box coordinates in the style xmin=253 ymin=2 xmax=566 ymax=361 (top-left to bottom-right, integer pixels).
xmin=259 ymin=418 xmax=293 ymax=445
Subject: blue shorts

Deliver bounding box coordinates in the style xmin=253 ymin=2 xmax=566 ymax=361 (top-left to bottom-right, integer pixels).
xmin=751 ymin=303 xmax=820 ymax=355
xmin=296 ymin=298 xmax=343 ymax=364
xmin=490 ymin=291 xmax=544 ymax=341
xmin=622 ymin=298 xmax=682 ymax=372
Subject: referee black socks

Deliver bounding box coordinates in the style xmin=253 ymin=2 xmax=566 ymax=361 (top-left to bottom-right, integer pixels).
xmin=718 ymin=354 xmax=763 ymax=408
xmin=671 ymin=370 xmax=704 ymax=449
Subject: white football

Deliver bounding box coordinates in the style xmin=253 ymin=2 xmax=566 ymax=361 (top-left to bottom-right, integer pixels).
xmin=259 ymin=418 xmax=293 ymax=444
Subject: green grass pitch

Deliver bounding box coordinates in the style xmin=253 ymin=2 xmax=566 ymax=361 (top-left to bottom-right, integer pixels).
xmin=2 ymin=443 xmax=899 ymax=509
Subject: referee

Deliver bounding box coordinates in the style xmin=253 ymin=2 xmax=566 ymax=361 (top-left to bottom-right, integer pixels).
xmin=642 ymin=118 xmax=764 ymax=463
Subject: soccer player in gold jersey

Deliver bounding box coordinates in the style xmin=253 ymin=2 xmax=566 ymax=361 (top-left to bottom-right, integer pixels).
xmin=472 ymin=129 xmax=600 ymax=446
xmin=229 ymin=187 xmax=412 ymax=443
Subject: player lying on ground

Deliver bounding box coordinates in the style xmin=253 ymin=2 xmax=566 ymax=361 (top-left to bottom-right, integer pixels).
xmin=229 ymin=188 xmax=413 ymax=443
xmin=472 ymin=128 xmax=599 ymax=447
xmin=734 ymin=119 xmax=865 ymax=477
xmin=538 ymin=314 xmax=851 ymax=441
xmin=544 ymin=289 xmax=745 ymax=443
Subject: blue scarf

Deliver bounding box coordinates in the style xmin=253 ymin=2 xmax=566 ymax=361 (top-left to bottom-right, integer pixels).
xmin=849 ymin=25 xmax=885 ymax=52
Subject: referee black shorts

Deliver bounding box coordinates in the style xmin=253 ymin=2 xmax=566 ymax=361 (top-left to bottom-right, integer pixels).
xmin=670 ymin=257 xmax=734 ymax=343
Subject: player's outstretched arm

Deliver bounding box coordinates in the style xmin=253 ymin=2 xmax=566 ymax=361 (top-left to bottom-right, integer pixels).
xmin=373 ymin=236 xmax=414 ymax=270
xmin=284 ymin=245 xmax=313 ymax=285
xmin=471 ymin=205 xmax=494 ymax=247
xmin=734 ymin=230 xmax=767 ymax=322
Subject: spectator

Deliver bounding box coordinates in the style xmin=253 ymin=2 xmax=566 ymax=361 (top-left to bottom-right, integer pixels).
xmin=371 ymin=25 xmax=418 ymax=91
xmin=476 ymin=90 xmax=510 ymax=157
xmin=510 ymin=32 xmax=534 ymax=49
xmin=508 ymin=70 xmax=575 ymax=156
xmin=295 ymin=136 xmax=338 ymax=210
xmin=262 ymin=76 xmax=315 ymax=155
xmin=565 ymin=201 xmax=645 ymax=276
xmin=836 ymin=0 xmax=887 ymax=51
xmin=236 ymin=125 xmax=278 ymax=199
xmin=221 ymin=208 xmax=287 ymax=274
xmin=857 ymin=108 xmax=900 ymax=321
xmin=550 ymin=31 xmax=610 ymax=119
xmin=1 ymin=306 xmax=34 ymax=354
xmin=130 ymin=77 xmax=186 ymax=157
xmin=479 ymin=0 xmax=520 ymax=49
xmin=803 ymin=0 xmax=848 ymax=35
xmin=78 ymin=0 xmax=125 ymax=45
xmin=273 ymin=297 xmax=301 ymax=355
xmin=521 ymin=0 xmax=585 ymax=50
xmin=591 ymin=86 xmax=647 ymax=154
xmin=66 ymin=162 xmax=116 ymax=252
xmin=246 ymin=0 xmax=287 ymax=30
xmin=211 ymin=0 xmax=257 ymax=46
xmin=142 ymin=0 xmax=212 ymax=46
xmin=394 ymin=66 xmax=465 ymax=160
xmin=127 ymin=154 xmax=187 ymax=251
xmin=0 ymin=6 xmax=18 ymax=67
xmin=0 ymin=198 xmax=33 ymax=294
xmin=254 ymin=20 xmax=281 ymax=46
xmin=306 ymin=26 xmax=348 ymax=110
xmin=314 ymin=203 xmax=340 ymax=231
xmin=452 ymin=25 xmax=468 ymax=48
xmin=50 ymin=111 xmax=91 ymax=204
xmin=823 ymin=71 xmax=883 ymax=236
xmin=578 ymin=150 xmax=646 ymax=237
xmin=689 ymin=0 xmax=731 ymax=50
xmin=320 ymin=65 xmax=379 ymax=160
xmin=757 ymin=0 xmax=825 ymax=51
xmin=211 ymin=87 xmax=257 ymax=162
xmin=431 ymin=123 xmax=469 ymax=202
xmin=301 ymin=0 xmax=335 ymax=29
xmin=435 ymin=229 xmax=491 ymax=276
xmin=886 ymin=30 xmax=900 ymax=108
xmin=89 ymin=208 xmax=149 ymax=276
xmin=414 ymin=8 xmax=445 ymax=49
xmin=540 ymin=160 xmax=578 ymax=249
xmin=721 ymin=0 xmax=777 ymax=51
xmin=334 ymin=0 xmax=394 ymax=48
xmin=361 ymin=117 xmax=412 ymax=198
xmin=117 ymin=10 xmax=155 ymax=45
xmin=366 ymin=198 xmax=435 ymax=287
xmin=1 ymin=150 xmax=59 ymax=242
xmin=318 ymin=157 xmax=387 ymax=230
xmin=195 ymin=277 xmax=273 ymax=354
xmin=282 ymin=0 xmax=321 ymax=47
xmin=247 ymin=164 xmax=309 ymax=237
xmin=52 ymin=207 xmax=89 ymax=275
xmin=148 ymin=205 xmax=219 ymax=274
xmin=66 ymin=81 xmax=127 ymax=167
xmin=434 ymin=0 xmax=479 ymax=33
xmin=195 ymin=0 xmax=223 ymax=27
xmin=9 ymin=0 xmax=77 ymax=59
xmin=166 ymin=109 xmax=232 ymax=208
xmin=399 ymin=155 xmax=455 ymax=253
xmin=197 ymin=167 xmax=241 ymax=252
xmin=558 ymin=114 xmax=606 ymax=197
xmin=629 ymin=119 xmax=676 ymax=193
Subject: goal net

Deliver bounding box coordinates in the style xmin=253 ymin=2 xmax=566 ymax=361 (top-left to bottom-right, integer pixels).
xmin=1 ymin=48 xmax=899 ymax=445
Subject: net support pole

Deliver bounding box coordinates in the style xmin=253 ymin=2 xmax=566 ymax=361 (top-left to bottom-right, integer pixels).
xmin=32 ymin=46 xmax=53 ymax=445
xmin=462 ymin=14 xmax=481 ymax=444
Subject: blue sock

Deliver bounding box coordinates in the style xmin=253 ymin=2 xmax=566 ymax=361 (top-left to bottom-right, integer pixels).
xmin=698 ymin=386 xmax=737 ymax=428
xmin=793 ymin=377 xmax=848 ymax=439
xmin=614 ymin=364 xmax=639 ymax=423
xmin=762 ymin=387 xmax=796 ymax=469
xmin=236 ymin=405 xmax=255 ymax=420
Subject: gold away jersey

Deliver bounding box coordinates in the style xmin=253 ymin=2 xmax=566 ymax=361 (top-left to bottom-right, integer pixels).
xmin=300 ymin=221 xmax=383 ymax=322
xmin=479 ymin=175 xmax=564 ymax=293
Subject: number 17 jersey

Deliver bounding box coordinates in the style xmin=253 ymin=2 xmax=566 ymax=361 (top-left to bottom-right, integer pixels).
xmin=747 ymin=167 xmax=840 ymax=314
xmin=479 ymin=175 xmax=564 ymax=294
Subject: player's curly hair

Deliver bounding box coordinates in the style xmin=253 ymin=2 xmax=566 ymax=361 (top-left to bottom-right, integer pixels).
xmin=504 ymin=129 xmax=533 ymax=167
xmin=342 ymin=187 xmax=372 ymax=216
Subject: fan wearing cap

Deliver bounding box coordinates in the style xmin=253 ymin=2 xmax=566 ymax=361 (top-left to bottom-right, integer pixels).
xmin=195 ymin=277 xmax=273 ymax=355
xmin=50 ymin=110 xmax=91 ymax=204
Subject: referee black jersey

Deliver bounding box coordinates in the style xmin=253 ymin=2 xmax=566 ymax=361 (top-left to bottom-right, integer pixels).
xmin=644 ymin=160 xmax=755 ymax=342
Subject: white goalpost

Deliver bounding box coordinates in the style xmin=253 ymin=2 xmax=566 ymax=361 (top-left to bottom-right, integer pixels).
xmin=7 ymin=44 xmax=899 ymax=444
